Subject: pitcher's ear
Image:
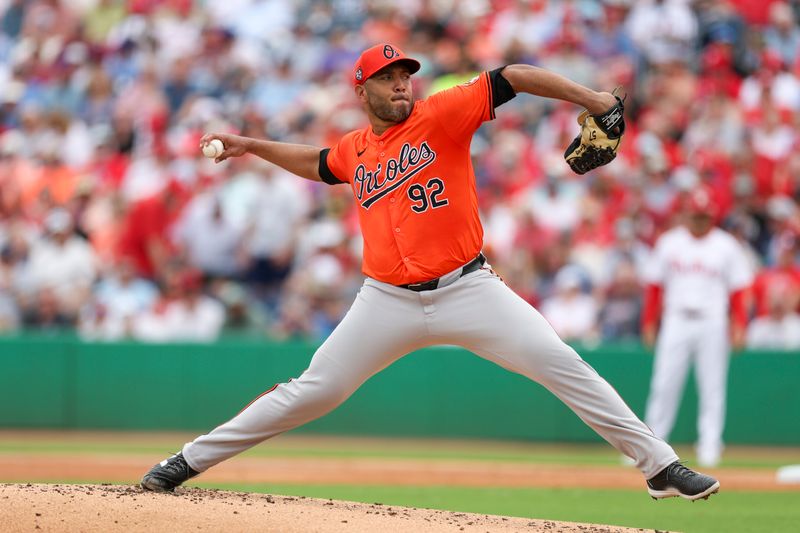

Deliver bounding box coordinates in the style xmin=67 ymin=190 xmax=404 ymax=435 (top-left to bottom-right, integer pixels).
xmin=354 ymin=84 xmax=367 ymax=102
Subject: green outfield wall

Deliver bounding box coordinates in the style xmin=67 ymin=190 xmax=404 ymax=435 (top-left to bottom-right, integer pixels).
xmin=1 ymin=335 xmax=798 ymax=444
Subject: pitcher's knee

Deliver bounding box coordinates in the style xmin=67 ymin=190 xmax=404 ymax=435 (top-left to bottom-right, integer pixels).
xmin=285 ymin=373 xmax=357 ymax=413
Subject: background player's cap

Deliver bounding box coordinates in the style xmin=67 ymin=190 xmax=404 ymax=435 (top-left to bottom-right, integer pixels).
xmin=686 ymin=187 xmax=717 ymax=217
xmin=353 ymin=44 xmax=420 ymax=86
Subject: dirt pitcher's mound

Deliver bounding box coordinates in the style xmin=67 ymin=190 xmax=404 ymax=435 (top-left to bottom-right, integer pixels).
xmin=0 ymin=483 xmax=654 ymax=533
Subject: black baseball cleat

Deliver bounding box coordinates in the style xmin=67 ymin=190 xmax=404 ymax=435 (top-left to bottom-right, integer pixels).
xmin=140 ymin=452 xmax=199 ymax=492
xmin=647 ymin=461 xmax=720 ymax=501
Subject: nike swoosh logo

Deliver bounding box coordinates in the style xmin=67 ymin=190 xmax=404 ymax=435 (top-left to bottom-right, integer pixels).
xmin=357 ymin=148 xmax=367 ymax=157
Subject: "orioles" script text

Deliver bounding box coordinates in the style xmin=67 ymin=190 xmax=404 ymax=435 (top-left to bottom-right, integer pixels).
xmin=353 ymin=141 xmax=437 ymax=209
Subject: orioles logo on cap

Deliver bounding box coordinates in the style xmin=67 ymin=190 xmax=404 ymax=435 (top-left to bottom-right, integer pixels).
xmin=355 ymin=67 xmax=363 ymax=81
xmin=383 ymin=45 xmax=399 ymax=59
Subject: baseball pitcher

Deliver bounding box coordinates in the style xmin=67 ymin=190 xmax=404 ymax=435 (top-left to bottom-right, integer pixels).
xmin=141 ymin=44 xmax=719 ymax=501
xmin=642 ymin=188 xmax=753 ymax=467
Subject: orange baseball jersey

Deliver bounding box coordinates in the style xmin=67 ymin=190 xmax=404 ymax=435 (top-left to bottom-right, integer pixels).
xmin=319 ymin=69 xmax=515 ymax=285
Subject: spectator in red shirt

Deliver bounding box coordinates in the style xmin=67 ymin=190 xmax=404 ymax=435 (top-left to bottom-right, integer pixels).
xmin=752 ymin=232 xmax=800 ymax=316
xmin=116 ymin=180 xmax=188 ymax=279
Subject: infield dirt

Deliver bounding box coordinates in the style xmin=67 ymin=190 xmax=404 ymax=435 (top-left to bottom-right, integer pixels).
xmin=0 ymin=452 xmax=790 ymax=491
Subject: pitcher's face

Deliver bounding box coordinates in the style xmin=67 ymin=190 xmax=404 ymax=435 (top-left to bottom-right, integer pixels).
xmin=357 ymin=64 xmax=414 ymax=124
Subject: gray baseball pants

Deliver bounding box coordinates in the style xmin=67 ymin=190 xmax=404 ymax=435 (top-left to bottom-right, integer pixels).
xmin=182 ymin=264 xmax=678 ymax=479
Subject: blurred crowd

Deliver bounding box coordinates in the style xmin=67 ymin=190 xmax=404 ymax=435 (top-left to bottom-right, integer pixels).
xmin=0 ymin=0 xmax=799 ymax=347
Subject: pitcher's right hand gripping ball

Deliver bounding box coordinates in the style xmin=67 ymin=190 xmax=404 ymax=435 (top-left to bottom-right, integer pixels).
xmin=564 ymin=91 xmax=626 ymax=175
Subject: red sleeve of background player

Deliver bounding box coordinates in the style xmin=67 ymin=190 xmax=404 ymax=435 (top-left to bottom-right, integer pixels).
xmin=319 ymin=131 xmax=359 ymax=185
xmin=729 ymin=288 xmax=749 ymax=329
xmin=425 ymin=68 xmax=516 ymax=145
xmin=641 ymin=283 xmax=663 ymax=329
xmin=751 ymin=272 xmax=767 ymax=316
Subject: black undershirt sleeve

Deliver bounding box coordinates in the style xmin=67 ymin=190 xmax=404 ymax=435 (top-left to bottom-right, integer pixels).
xmin=318 ymin=148 xmax=345 ymax=185
xmin=488 ymin=67 xmax=517 ymax=109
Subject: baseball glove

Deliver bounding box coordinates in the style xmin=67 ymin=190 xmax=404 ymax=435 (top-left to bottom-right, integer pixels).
xmin=564 ymin=92 xmax=625 ymax=175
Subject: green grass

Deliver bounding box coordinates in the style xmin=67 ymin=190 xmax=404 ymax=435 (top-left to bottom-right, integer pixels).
xmin=198 ymin=482 xmax=800 ymax=533
xmin=0 ymin=441 xmax=172 ymax=455
xmin=0 ymin=440 xmax=618 ymax=463
xmin=0 ymin=436 xmax=796 ymax=469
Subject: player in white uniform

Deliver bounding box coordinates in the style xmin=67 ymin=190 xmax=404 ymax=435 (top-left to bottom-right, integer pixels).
xmin=642 ymin=188 xmax=753 ymax=467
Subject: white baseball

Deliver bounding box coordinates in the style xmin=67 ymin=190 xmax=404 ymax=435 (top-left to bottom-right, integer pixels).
xmin=202 ymin=139 xmax=224 ymax=159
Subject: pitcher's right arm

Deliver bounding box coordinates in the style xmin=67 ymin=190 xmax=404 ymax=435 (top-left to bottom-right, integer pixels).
xmin=200 ymin=133 xmax=323 ymax=182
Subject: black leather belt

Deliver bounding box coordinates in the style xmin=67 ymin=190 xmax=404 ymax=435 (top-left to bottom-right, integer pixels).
xmin=399 ymin=253 xmax=486 ymax=292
